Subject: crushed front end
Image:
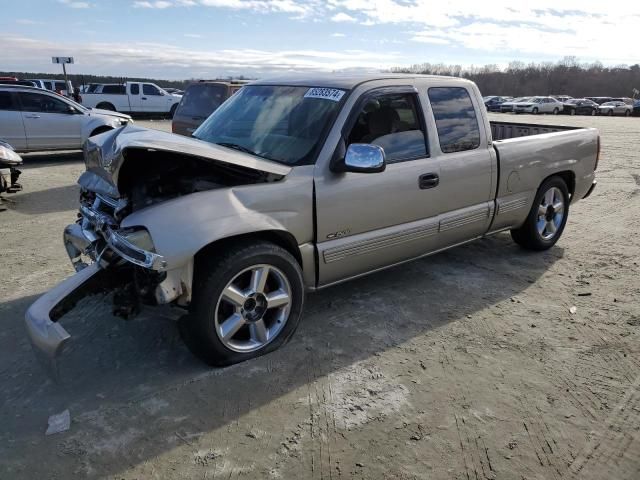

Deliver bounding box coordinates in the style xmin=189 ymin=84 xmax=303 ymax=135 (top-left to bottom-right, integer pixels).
xmin=24 ymin=179 xmax=189 ymax=380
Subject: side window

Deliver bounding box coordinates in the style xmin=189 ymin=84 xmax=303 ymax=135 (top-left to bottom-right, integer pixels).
xmin=102 ymin=85 xmax=125 ymax=94
xmin=130 ymin=83 xmax=140 ymax=95
xmin=346 ymin=92 xmax=428 ymax=163
xmin=19 ymin=92 xmax=69 ymax=113
xmin=143 ymin=84 xmax=161 ymax=96
xmin=428 ymin=87 xmax=481 ymax=154
xmin=0 ymin=92 xmax=17 ymax=111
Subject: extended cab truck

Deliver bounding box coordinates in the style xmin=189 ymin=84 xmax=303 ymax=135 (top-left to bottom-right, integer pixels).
xmin=81 ymin=81 xmax=182 ymax=116
xmin=25 ymin=74 xmax=599 ymax=377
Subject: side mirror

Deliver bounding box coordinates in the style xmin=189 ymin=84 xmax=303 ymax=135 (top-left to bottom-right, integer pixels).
xmin=67 ymin=106 xmax=78 ymax=114
xmin=341 ymin=143 xmax=386 ymax=173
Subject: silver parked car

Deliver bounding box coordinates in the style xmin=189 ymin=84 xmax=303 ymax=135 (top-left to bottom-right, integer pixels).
xmin=0 ymin=85 xmax=132 ymax=151
xmin=598 ymin=101 xmax=632 ymax=116
xmin=514 ymin=96 xmax=564 ymax=114
xmin=24 ymin=74 xmax=599 ymax=377
xmin=500 ymin=97 xmax=532 ymax=112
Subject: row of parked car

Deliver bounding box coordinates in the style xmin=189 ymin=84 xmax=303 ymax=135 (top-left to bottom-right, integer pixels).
xmin=484 ymin=95 xmax=640 ymax=116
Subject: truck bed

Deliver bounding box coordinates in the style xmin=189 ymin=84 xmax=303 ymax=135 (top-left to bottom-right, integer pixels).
xmin=490 ymin=121 xmax=579 ymax=141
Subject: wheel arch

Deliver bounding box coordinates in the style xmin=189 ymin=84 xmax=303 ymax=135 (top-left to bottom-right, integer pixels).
xmin=542 ymin=170 xmax=575 ymax=199
xmin=96 ymin=102 xmax=116 ymax=111
xmin=89 ymin=125 xmax=113 ymax=138
xmin=194 ymin=229 xmax=304 ymax=271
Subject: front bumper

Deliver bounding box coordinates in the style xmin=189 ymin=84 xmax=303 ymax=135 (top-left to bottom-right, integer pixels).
xmin=24 ymin=263 xmax=113 ymax=381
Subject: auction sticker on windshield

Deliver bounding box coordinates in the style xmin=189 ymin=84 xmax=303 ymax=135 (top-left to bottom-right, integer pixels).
xmin=304 ymin=87 xmax=346 ymax=102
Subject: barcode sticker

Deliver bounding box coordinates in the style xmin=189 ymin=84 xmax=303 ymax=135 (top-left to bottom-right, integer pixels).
xmin=304 ymin=87 xmax=346 ymax=102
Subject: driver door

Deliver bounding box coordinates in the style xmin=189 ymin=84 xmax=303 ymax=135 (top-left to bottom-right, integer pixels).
xmin=17 ymin=91 xmax=83 ymax=150
xmin=314 ymin=87 xmax=443 ymax=285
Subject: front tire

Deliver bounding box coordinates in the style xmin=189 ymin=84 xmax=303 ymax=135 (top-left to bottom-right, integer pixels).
xmin=553 ymin=107 xmax=559 ymax=115
xmin=169 ymin=103 xmax=178 ymax=119
xmin=511 ymin=176 xmax=569 ymax=251
xmin=181 ymin=241 xmax=305 ymax=366
xmin=625 ymin=110 xmax=631 ymax=117
xmin=532 ymin=107 xmax=539 ymax=115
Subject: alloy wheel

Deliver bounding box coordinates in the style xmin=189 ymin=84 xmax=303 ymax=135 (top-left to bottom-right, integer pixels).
xmin=214 ymin=264 xmax=292 ymax=352
xmin=536 ymin=187 xmax=565 ymax=240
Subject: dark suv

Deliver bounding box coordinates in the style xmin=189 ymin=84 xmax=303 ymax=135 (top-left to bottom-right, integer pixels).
xmin=172 ymin=81 xmax=247 ymax=136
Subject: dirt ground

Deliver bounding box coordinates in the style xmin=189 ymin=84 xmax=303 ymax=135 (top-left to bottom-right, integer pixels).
xmin=1 ymin=113 xmax=639 ymax=480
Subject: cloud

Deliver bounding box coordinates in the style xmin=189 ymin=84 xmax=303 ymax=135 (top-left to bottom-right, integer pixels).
xmin=133 ymin=0 xmax=315 ymax=15
xmin=183 ymin=33 xmax=203 ymax=38
xmin=59 ymin=0 xmax=91 ymax=7
xmin=0 ymin=33 xmax=400 ymax=79
xmin=134 ymin=1 xmax=172 ymax=7
xmin=330 ymin=12 xmax=356 ymax=22
xmin=331 ymin=33 xmax=346 ymax=37
xmin=324 ymin=1 xmax=640 ymax=64
xmin=16 ymin=19 xmax=44 ymax=25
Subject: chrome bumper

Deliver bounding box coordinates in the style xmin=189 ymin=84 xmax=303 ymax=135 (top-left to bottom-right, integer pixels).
xmin=24 ymin=263 xmax=108 ymax=382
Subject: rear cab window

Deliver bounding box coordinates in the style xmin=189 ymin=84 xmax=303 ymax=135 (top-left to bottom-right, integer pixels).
xmin=102 ymin=85 xmax=126 ymax=94
xmin=428 ymin=87 xmax=481 ymax=154
xmin=130 ymin=83 xmax=140 ymax=95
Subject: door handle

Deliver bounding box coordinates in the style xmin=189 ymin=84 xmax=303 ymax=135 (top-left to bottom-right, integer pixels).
xmin=142 ymin=97 xmax=147 ymax=100
xmin=25 ymin=114 xmax=41 ymax=119
xmin=419 ymin=173 xmax=439 ymax=189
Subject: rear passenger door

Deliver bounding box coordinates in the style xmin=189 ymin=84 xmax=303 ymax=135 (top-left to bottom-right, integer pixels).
xmin=127 ymin=83 xmax=142 ymax=112
xmin=315 ymin=87 xmax=443 ymax=285
xmin=425 ymin=86 xmax=495 ymax=246
xmin=0 ymin=91 xmax=27 ymax=150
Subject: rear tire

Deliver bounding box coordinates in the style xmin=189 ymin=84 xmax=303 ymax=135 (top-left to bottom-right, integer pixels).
xmin=510 ymin=176 xmax=569 ymax=251
xmin=608 ymin=110 xmax=613 ymax=116
xmin=569 ymin=109 xmax=575 ymax=116
xmin=591 ymin=109 xmax=597 ymax=116
xmin=96 ymin=102 xmax=116 ymax=111
xmin=181 ymin=241 xmax=305 ymax=366
xmin=625 ymin=110 xmax=631 ymax=117
xmin=169 ymin=103 xmax=178 ymax=119
xmin=553 ymin=107 xmax=559 ymax=115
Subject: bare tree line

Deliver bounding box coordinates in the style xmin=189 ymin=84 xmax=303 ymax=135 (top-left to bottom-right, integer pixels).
xmin=392 ymin=57 xmax=640 ymax=98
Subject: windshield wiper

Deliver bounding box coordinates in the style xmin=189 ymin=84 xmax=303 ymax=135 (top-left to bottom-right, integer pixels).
xmin=215 ymin=142 xmax=261 ymax=157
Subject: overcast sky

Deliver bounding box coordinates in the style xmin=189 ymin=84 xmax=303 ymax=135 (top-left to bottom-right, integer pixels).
xmin=2 ymin=0 xmax=639 ymax=79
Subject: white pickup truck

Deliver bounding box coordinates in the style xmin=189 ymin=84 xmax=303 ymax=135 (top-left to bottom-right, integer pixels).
xmin=81 ymin=81 xmax=182 ymax=116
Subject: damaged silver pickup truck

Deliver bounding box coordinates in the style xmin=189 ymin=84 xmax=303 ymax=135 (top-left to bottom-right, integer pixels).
xmin=25 ymin=74 xmax=599 ymax=377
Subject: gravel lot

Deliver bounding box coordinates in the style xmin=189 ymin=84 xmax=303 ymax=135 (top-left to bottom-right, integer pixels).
xmin=1 ymin=114 xmax=639 ymax=479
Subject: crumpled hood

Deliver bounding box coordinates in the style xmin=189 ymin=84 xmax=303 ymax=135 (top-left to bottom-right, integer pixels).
xmin=81 ymin=124 xmax=291 ymax=197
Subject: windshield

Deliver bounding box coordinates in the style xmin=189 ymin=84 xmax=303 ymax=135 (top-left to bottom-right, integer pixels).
xmin=566 ymin=99 xmax=579 ymax=104
xmin=194 ymin=85 xmax=345 ymax=165
xmin=514 ymin=97 xmax=530 ymax=102
xmin=178 ymin=83 xmax=227 ymax=117
xmin=601 ymin=102 xmax=615 ymax=106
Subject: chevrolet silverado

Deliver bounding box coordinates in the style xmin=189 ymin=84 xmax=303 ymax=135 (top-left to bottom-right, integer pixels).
xmin=24 ymin=74 xmax=599 ymax=377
